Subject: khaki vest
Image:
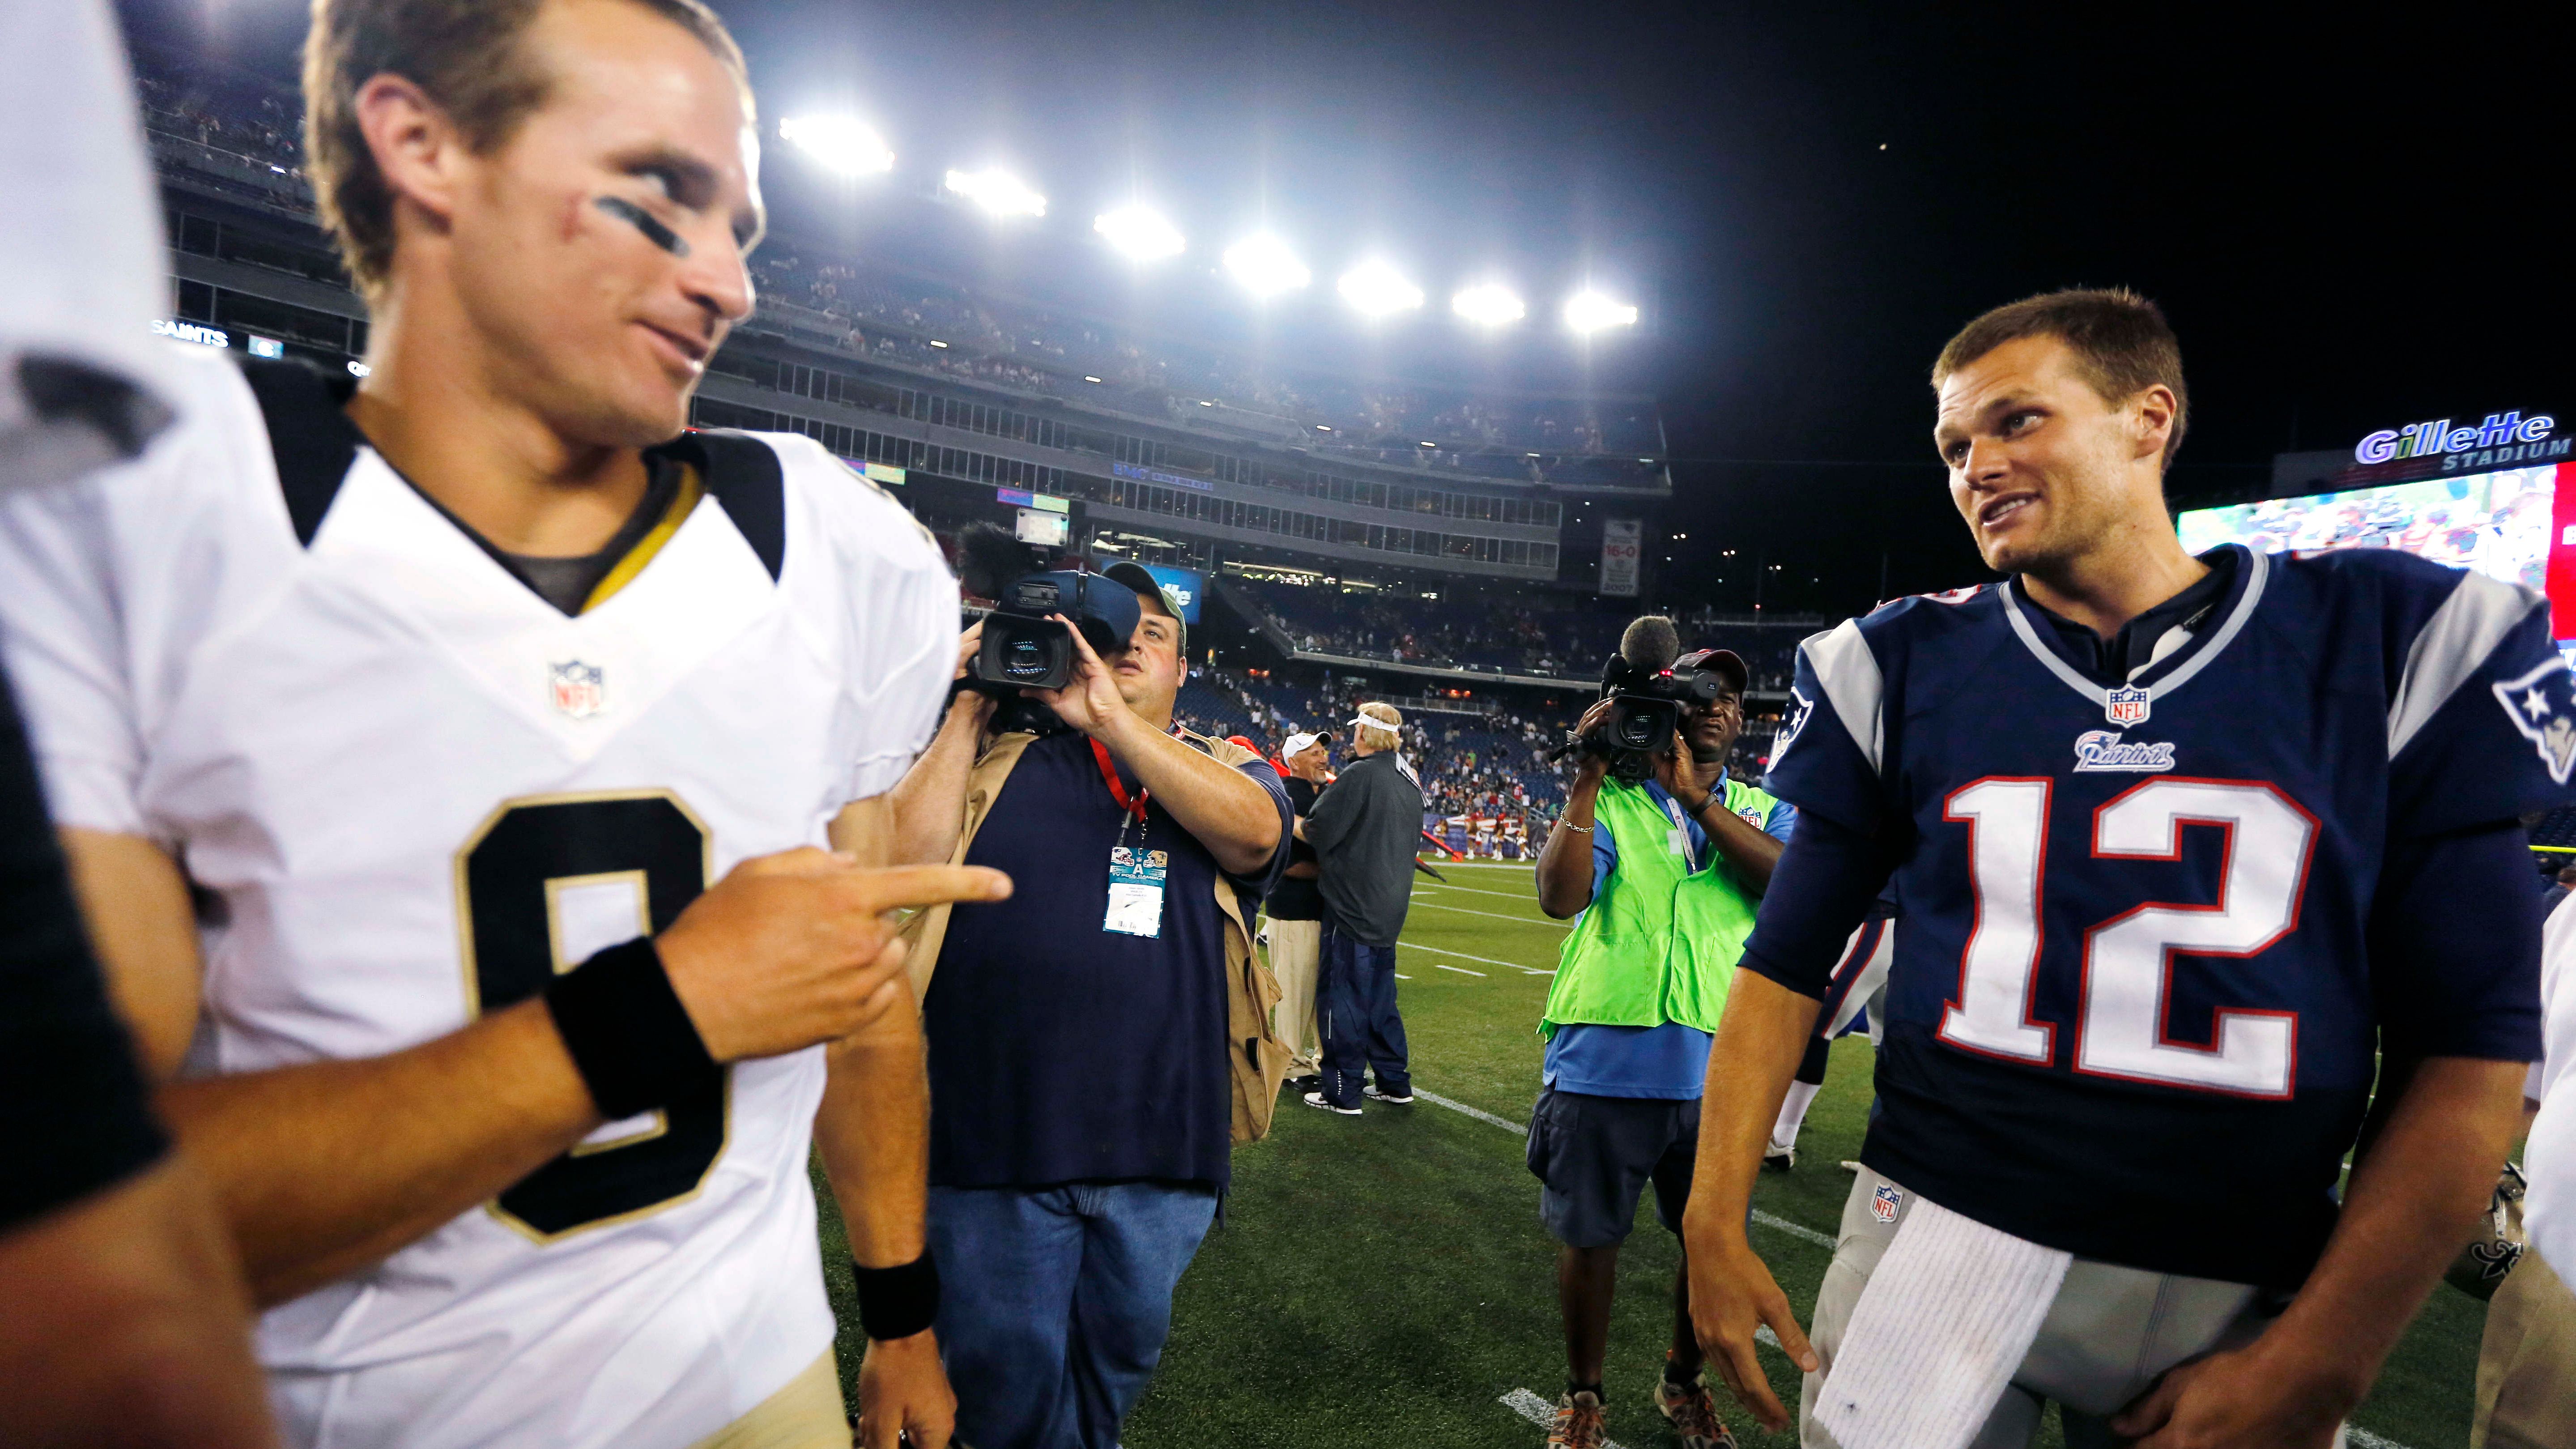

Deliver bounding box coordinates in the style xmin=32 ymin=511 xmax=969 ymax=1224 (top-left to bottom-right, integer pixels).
xmin=895 ymin=728 xmax=1291 ymax=1144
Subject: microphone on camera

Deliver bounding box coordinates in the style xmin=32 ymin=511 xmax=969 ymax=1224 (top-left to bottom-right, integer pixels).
xmin=1618 ymin=615 xmax=1681 ymax=674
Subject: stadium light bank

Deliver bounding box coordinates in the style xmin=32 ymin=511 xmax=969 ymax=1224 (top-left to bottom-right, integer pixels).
xmin=944 ymin=166 xmax=1047 ymax=218
xmin=1564 ymin=290 xmax=1640 ymax=333
xmin=1095 ymin=206 xmax=1186 ymax=261
xmin=1223 ymin=234 xmax=1311 ymax=298
xmin=778 ymin=115 xmax=893 ymax=175
xmin=1338 ymin=260 xmax=1424 ymax=318
xmin=1452 ymin=283 xmax=1527 ymax=327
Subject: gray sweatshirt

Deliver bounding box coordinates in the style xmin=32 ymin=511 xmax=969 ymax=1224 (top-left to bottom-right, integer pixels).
xmin=1303 ymin=750 xmax=1426 ymax=945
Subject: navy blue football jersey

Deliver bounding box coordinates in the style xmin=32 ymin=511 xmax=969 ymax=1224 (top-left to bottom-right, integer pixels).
xmin=1760 ymin=543 xmax=2572 ymax=1285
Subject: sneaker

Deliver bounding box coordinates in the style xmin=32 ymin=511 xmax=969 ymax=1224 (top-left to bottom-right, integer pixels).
xmin=1288 ymin=1073 xmax=1323 ymax=1094
xmin=1651 ymin=1372 xmax=1737 ymax=1449
xmin=1302 ymin=1090 xmax=1360 ymax=1117
xmin=1363 ymin=1085 xmax=1414 ymax=1104
xmin=1548 ymin=1390 xmax=1607 ymax=1449
xmin=1761 ymin=1143 xmax=1795 ymax=1173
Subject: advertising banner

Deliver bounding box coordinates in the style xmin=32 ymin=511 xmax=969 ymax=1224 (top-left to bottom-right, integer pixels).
xmin=1599 ymin=519 xmax=1643 ymax=597
xmin=1143 ymin=564 xmax=1203 ymax=623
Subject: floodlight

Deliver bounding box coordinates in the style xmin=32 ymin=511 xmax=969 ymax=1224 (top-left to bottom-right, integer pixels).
xmin=1451 ymin=283 xmax=1526 ymax=327
xmin=1223 ymin=234 xmax=1310 ymax=297
xmin=779 ymin=115 xmax=893 ymax=175
xmin=1564 ymin=290 xmax=1640 ymax=332
xmin=1337 ymin=261 xmax=1423 ymax=317
xmin=1094 ymin=206 xmax=1185 ymax=261
xmin=944 ymin=167 xmax=1046 ymax=218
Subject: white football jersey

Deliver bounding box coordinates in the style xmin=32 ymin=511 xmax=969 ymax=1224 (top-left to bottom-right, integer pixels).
xmin=0 ymin=345 xmax=958 ymax=1449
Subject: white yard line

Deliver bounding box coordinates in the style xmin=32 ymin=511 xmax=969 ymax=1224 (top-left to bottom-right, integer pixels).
xmin=1393 ymin=973 xmax=1412 ymax=980
xmin=1399 ymin=942 xmax=1554 ymax=975
xmin=1433 ymin=963 xmax=1487 ymax=977
xmin=1408 ymin=898 xmax=1572 ymax=928
xmin=1418 ymin=881 xmax=1540 ymax=901
xmin=1500 ymin=1389 xmax=1629 ymax=1449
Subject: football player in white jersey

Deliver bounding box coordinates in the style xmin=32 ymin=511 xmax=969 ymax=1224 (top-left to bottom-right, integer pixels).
xmin=0 ymin=1 xmax=1010 ymax=1446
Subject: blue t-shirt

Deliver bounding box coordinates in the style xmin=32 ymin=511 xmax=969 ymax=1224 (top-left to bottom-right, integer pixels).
xmin=1544 ymin=776 xmax=1797 ymax=1100
xmin=925 ymin=729 xmax=1291 ymax=1190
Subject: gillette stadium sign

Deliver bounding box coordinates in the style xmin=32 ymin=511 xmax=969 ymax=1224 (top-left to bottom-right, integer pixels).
xmin=2354 ymin=410 xmax=2564 ymax=470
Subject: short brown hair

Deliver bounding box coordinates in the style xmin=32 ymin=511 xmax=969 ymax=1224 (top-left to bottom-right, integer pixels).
xmin=303 ymin=0 xmax=748 ymax=295
xmin=1932 ymin=287 xmax=2189 ymax=468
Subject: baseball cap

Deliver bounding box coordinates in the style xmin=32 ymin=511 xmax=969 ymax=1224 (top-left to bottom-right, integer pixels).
xmin=1282 ymin=730 xmax=1334 ymax=757
xmin=1676 ymin=647 xmax=1749 ymax=695
xmin=1100 ymin=561 xmax=1187 ymax=655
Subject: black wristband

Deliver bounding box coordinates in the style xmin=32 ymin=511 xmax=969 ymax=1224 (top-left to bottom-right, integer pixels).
xmin=542 ymin=937 xmax=717 ymax=1119
xmin=853 ymin=1251 xmax=941 ymax=1341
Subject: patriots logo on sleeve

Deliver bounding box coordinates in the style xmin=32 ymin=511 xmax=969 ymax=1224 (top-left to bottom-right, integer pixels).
xmin=1774 ymin=686 xmax=1817 ymax=759
xmin=2493 ymin=657 xmax=2576 ymax=784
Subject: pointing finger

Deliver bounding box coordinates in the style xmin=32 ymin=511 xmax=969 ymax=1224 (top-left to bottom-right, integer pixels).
xmin=838 ymin=864 xmax=1013 ymax=916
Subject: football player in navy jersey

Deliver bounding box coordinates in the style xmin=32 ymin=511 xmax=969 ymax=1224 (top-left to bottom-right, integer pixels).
xmin=1681 ymin=290 xmax=2571 ymax=1448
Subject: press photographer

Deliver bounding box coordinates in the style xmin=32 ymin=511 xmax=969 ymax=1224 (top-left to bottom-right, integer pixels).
xmin=1526 ymin=616 xmax=1797 ymax=1449
xmin=891 ymin=527 xmax=1293 ymax=1449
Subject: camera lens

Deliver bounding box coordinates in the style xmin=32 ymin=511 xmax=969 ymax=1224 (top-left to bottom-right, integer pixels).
xmin=1004 ymin=636 xmax=1046 ymax=680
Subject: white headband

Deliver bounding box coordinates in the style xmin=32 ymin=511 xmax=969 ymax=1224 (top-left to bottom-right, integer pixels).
xmin=1350 ymin=713 xmax=1399 ymax=733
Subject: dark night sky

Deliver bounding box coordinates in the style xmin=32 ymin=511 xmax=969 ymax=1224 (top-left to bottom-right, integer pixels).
xmin=122 ymin=0 xmax=2572 ymax=616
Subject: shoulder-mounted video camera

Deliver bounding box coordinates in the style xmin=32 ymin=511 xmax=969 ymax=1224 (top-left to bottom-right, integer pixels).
xmin=956 ymin=524 xmax=1140 ymax=695
xmin=1547 ymin=616 xmax=1745 ymax=774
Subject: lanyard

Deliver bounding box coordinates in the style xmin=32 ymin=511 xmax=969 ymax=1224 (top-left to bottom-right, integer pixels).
xmin=1090 ymin=738 xmax=1149 ymax=826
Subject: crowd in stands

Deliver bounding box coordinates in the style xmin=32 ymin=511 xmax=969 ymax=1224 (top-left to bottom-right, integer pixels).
xmin=125 ymin=50 xmax=1662 ymax=483
xmin=135 ymin=68 xmax=305 ymax=173
xmin=1232 ymin=578 xmax=1810 ymax=692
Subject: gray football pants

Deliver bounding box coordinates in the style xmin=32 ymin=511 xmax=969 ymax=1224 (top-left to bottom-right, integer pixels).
xmin=1799 ymin=1168 xmax=2350 ymax=1449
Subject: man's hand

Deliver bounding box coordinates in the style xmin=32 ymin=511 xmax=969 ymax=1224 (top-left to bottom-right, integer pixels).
xmin=1681 ymin=1214 xmax=1818 ymax=1433
xmin=655 ymin=849 xmax=1010 ymax=1062
xmin=855 ymin=1330 xmax=954 ymax=1449
xmin=1025 ymin=614 xmax=1133 ymax=738
xmin=1568 ymin=699 xmax=1617 ymax=780
xmin=1653 ymin=736 xmax=1724 ymax=811
xmin=2109 ymin=1338 xmax=2353 ymax=1449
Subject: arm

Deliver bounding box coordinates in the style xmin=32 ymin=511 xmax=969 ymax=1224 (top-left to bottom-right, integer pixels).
xmin=1680 ymin=970 xmax=1825 ymax=1431
xmin=1680 ymin=811 xmax=1895 ymax=1431
xmin=2112 ymin=1057 xmax=2526 ymax=1448
xmin=1658 ymin=745 xmax=1785 ymax=893
xmin=814 ymin=986 xmax=951 ymax=1449
xmin=844 ymin=628 xmax=998 ymax=870
xmin=0 ymin=1158 xmax=277 ymax=1449
xmin=1534 ymin=699 xmax=1618 ymax=919
xmin=64 ymin=828 xmax=1007 ymax=1305
xmin=1030 ymin=626 xmax=1281 ymax=877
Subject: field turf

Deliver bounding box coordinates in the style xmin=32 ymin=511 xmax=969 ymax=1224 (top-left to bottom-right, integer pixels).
xmin=818 ymin=861 xmax=2489 ymax=1449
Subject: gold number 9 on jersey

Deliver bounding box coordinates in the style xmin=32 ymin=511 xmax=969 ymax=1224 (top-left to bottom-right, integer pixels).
xmin=456 ymin=791 xmax=729 ymax=1240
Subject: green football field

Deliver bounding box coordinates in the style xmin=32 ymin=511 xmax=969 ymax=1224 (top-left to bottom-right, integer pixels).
xmin=816 ymin=862 xmax=2490 ymax=1448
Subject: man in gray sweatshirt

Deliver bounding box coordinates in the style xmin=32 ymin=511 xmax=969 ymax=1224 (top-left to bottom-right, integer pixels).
xmin=1302 ymin=702 xmax=1428 ymax=1114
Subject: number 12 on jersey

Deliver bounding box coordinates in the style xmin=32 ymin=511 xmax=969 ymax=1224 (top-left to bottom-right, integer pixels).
xmin=1940 ymin=776 xmax=2318 ymax=1098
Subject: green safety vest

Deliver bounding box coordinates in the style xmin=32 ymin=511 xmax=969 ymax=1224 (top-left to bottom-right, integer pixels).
xmin=1540 ymin=776 xmax=1776 ymax=1039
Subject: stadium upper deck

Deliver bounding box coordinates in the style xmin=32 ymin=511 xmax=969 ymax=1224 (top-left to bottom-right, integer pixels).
xmin=134 ymin=55 xmax=1666 ymax=590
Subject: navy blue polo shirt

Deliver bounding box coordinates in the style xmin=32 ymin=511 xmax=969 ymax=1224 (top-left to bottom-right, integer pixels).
xmin=925 ymin=729 xmax=1291 ymax=1190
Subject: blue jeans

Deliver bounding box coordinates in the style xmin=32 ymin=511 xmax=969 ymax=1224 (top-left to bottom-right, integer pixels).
xmin=1316 ymin=922 xmax=1409 ymax=1109
xmin=928 ymin=1181 xmax=1219 ymax=1449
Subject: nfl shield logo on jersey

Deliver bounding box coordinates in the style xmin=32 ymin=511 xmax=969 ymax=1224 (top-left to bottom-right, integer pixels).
xmin=1871 ymin=1182 xmax=1902 ymax=1224
xmin=549 ymin=660 xmax=606 ymax=720
xmin=2104 ymin=685 xmax=2151 ymax=728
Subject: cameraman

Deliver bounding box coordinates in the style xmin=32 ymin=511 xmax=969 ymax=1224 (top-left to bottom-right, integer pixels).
xmin=898 ymin=563 xmax=1293 ymax=1449
xmin=1527 ymin=639 xmax=1794 ymax=1449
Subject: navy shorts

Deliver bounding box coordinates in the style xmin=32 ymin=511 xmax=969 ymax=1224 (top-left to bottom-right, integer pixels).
xmin=1525 ymin=1087 xmax=1699 ymax=1249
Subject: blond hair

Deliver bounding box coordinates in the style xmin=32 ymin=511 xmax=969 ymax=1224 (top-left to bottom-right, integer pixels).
xmin=1355 ymin=702 xmax=1402 ymax=754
